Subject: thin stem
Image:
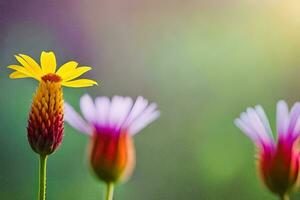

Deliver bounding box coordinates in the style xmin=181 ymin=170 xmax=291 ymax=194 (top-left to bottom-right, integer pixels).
xmin=105 ymin=182 xmax=114 ymax=200
xmin=280 ymin=194 xmax=289 ymax=200
xmin=39 ymin=155 xmax=48 ymax=200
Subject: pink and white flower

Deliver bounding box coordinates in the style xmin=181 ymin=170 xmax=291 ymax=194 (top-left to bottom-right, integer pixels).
xmin=234 ymin=100 xmax=300 ymax=198
xmin=64 ymin=94 xmax=160 ymax=183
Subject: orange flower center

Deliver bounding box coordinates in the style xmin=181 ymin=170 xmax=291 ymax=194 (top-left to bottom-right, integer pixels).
xmin=42 ymin=73 xmax=62 ymax=82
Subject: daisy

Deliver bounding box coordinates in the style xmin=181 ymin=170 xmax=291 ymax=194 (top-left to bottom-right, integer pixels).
xmin=65 ymin=94 xmax=160 ymax=200
xmin=235 ymin=101 xmax=300 ymax=200
xmin=7 ymin=51 xmax=97 ymax=200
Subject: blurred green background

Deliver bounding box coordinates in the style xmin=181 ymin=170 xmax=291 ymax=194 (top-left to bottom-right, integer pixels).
xmin=1 ymin=0 xmax=300 ymax=199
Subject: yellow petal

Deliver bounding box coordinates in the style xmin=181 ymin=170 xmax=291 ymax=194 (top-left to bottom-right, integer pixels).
xmin=9 ymin=71 xmax=29 ymax=79
xmin=18 ymin=54 xmax=43 ymax=77
xmin=61 ymin=79 xmax=98 ymax=88
xmin=61 ymin=66 xmax=92 ymax=82
xmin=56 ymin=61 xmax=78 ymax=78
xmin=15 ymin=55 xmax=29 ymax=67
xmin=11 ymin=57 xmax=41 ymax=81
xmin=7 ymin=65 xmax=35 ymax=78
xmin=40 ymin=51 xmax=56 ymax=74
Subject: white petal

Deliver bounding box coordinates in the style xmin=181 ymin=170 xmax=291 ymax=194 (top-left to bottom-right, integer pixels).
xmin=80 ymin=94 xmax=97 ymax=124
xmin=95 ymin=96 xmax=111 ymax=126
xmin=108 ymin=96 xmax=124 ymax=128
xmin=128 ymin=102 xmax=159 ymax=135
xmin=277 ymin=100 xmax=290 ymax=137
xmin=129 ymin=110 xmax=160 ymax=135
xmin=234 ymin=118 xmax=260 ymax=144
xmin=123 ymin=96 xmax=148 ymax=128
xmin=288 ymin=102 xmax=300 ymax=136
xmin=255 ymin=105 xmax=274 ymax=140
xmin=240 ymin=112 xmax=263 ymax=143
xmin=64 ymin=102 xmax=92 ymax=135
xmin=246 ymin=108 xmax=272 ymax=144
xmin=116 ymin=97 xmax=133 ymax=129
xmin=293 ymin=116 xmax=300 ymax=138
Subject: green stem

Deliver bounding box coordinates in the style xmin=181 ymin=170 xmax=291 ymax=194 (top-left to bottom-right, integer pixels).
xmin=39 ymin=155 xmax=47 ymax=200
xmin=280 ymin=194 xmax=289 ymax=200
xmin=105 ymin=182 xmax=114 ymax=200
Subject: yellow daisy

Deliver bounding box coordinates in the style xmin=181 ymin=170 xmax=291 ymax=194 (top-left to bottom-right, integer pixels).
xmin=8 ymin=51 xmax=98 ymax=87
xmin=7 ymin=51 xmax=98 ymax=200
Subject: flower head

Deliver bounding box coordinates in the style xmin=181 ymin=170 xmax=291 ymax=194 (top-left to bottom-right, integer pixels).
xmin=234 ymin=100 xmax=300 ymax=197
xmin=8 ymin=51 xmax=98 ymax=87
xmin=8 ymin=51 xmax=97 ymax=155
xmin=65 ymin=94 xmax=160 ymax=183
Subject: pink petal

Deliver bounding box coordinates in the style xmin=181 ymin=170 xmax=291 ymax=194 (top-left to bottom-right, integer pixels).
xmin=123 ymin=96 xmax=149 ymax=128
xmin=64 ymin=102 xmax=92 ymax=135
xmin=95 ymin=96 xmax=111 ymax=126
xmin=277 ymin=100 xmax=290 ymax=137
xmin=128 ymin=103 xmax=160 ymax=135
xmin=80 ymin=94 xmax=97 ymax=124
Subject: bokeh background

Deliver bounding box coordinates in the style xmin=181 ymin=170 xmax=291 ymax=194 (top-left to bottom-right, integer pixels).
xmin=1 ymin=0 xmax=300 ymax=199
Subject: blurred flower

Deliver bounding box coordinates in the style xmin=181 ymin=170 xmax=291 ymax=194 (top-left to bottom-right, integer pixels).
xmin=235 ymin=100 xmax=300 ymax=199
xmin=65 ymin=94 xmax=160 ymax=183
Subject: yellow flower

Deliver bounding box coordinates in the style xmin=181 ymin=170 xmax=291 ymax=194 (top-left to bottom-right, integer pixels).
xmin=6 ymin=50 xmax=98 ymax=156
xmin=8 ymin=51 xmax=98 ymax=87
xmin=7 ymin=51 xmax=98 ymax=200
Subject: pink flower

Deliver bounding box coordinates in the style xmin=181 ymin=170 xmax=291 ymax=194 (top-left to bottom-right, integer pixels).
xmin=235 ymin=100 xmax=300 ymax=198
xmin=65 ymin=94 xmax=160 ymax=183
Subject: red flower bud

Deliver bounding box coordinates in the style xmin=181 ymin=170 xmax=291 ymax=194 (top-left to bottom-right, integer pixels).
xmin=27 ymin=74 xmax=64 ymax=155
xmin=90 ymin=128 xmax=135 ymax=183
xmin=259 ymin=140 xmax=300 ymax=196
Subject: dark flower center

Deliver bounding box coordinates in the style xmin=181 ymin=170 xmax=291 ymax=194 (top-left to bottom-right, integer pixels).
xmin=42 ymin=73 xmax=62 ymax=82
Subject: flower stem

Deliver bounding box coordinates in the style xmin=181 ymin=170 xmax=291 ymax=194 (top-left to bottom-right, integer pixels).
xmin=39 ymin=155 xmax=47 ymax=200
xmin=280 ymin=194 xmax=289 ymax=200
xmin=105 ymin=182 xmax=114 ymax=200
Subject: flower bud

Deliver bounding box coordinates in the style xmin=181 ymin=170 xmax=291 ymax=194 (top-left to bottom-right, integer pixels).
xmin=259 ymin=141 xmax=300 ymax=196
xmin=27 ymin=74 xmax=64 ymax=155
xmin=90 ymin=128 xmax=135 ymax=183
